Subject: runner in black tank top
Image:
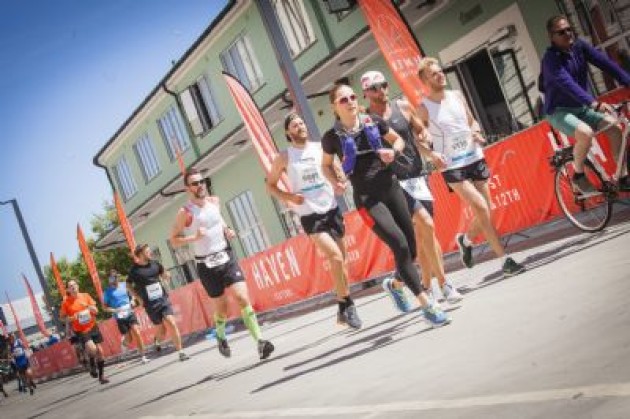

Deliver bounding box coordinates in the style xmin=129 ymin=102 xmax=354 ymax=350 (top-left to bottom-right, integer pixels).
xmin=322 ymin=82 xmax=450 ymax=327
xmin=363 ymin=70 xmax=463 ymax=305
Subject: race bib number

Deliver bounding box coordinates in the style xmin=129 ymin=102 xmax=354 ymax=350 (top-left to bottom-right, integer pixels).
xmin=116 ymin=304 xmax=132 ymax=319
xmin=77 ymin=309 xmax=92 ymax=325
xmin=399 ymin=177 xmax=433 ymax=201
xmin=204 ymin=251 xmax=230 ymax=269
xmin=12 ymin=347 xmax=24 ymax=357
xmin=146 ymin=283 xmax=164 ymax=301
xmin=443 ymin=131 xmax=482 ymax=169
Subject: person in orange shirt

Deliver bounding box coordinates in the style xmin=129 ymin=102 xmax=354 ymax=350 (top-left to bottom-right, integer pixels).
xmin=59 ymin=279 xmax=109 ymax=384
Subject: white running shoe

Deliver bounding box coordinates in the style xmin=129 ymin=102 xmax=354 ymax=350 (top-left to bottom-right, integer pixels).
xmin=442 ymin=283 xmax=463 ymax=304
xmin=141 ymin=356 xmax=150 ymax=364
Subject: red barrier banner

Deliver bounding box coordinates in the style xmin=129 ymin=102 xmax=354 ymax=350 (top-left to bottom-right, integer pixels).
xmin=31 ymin=341 xmax=78 ymax=379
xmin=357 ymin=0 xmax=426 ymax=106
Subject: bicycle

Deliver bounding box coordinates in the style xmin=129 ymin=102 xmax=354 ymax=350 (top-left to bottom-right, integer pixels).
xmin=549 ymin=101 xmax=630 ymax=232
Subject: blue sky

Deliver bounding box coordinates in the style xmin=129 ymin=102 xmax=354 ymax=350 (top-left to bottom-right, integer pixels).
xmin=0 ymin=0 xmax=227 ymax=305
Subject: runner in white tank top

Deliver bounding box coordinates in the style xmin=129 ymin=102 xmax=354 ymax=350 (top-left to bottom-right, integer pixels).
xmin=267 ymin=112 xmax=362 ymax=329
xmin=418 ymin=57 xmax=525 ymax=277
xmin=170 ymin=169 xmax=275 ymax=360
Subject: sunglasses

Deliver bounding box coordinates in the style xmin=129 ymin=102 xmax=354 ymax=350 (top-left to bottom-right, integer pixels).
xmin=553 ymin=27 xmax=573 ymax=36
xmin=336 ymin=94 xmax=357 ymax=105
xmin=188 ymin=179 xmax=205 ymax=187
xmin=367 ymin=82 xmax=388 ymax=92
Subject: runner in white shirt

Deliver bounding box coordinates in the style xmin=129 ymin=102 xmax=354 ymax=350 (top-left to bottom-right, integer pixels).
xmin=267 ymin=112 xmax=362 ymax=329
xmin=417 ymin=57 xmax=525 ymax=277
xmin=170 ymin=169 xmax=274 ymax=360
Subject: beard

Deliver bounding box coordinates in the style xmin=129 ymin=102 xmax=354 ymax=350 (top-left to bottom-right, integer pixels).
xmin=194 ymin=188 xmax=207 ymax=199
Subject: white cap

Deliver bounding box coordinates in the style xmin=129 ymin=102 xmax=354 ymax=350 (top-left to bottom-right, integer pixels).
xmin=360 ymin=70 xmax=386 ymax=91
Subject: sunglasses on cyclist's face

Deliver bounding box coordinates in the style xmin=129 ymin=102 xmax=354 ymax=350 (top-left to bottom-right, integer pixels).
xmin=336 ymin=94 xmax=357 ymax=105
xmin=188 ymin=179 xmax=205 ymax=187
xmin=367 ymin=82 xmax=388 ymax=92
xmin=553 ymin=27 xmax=573 ymax=36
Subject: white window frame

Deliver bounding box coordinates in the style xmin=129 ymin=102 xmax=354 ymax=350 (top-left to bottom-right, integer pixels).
xmin=112 ymin=155 xmax=138 ymax=201
xmin=157 ymin=105 xmax=191 ymax=161
xmin=272 ymin=0 xmax=316 ymax=57
xmin=220 ymin=34 xmax=264 ymax=91
xmin=227 ymin=191 xmax=270 ymax=256
xmin=133 ymin=132 xmax=161 ymax=182
xmin=180 ymin=75 xmax=222 ymax=136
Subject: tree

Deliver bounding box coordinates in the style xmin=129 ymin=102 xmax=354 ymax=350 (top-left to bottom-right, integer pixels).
xmin=43 ymin=199 xmax=133 ymax=320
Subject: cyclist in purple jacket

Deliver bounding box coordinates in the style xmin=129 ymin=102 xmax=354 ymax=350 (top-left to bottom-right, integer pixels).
xmin=541 ymin=15 xmax=630 ymax=192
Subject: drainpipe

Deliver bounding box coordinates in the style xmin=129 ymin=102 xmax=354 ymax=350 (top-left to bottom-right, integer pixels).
xmin=161 ymin=81 xmax=201 ymax=159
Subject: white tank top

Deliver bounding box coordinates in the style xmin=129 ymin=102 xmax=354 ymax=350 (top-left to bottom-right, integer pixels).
xmin=423 ymin=90 xmax=484 ymax=170
xmin=286 ymin=142 xmax=337 ymax=216
xmin=184 ymin=198 xmax=227 ymax=256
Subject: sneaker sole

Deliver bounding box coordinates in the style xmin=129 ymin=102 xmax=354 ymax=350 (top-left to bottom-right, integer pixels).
xmin=382 ymin=279 xmax=411 ymax=313
xmin=503 ymin=267 xmax=526 ymax=278
xmin=456 ymin=237 xmax=474 ymax=269
xmin=429 ymin=317 xmax=452 ymax=328
xmin=337 ymin=319 xmax=362 ymax=330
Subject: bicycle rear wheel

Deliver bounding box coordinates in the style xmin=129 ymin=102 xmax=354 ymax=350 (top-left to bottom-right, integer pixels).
xmin=554 ymin=160 xmax=612 ymax=232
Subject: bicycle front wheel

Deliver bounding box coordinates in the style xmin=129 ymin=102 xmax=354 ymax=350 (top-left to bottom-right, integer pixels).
xmin=554 ymin=161 xmax=612 ymax=232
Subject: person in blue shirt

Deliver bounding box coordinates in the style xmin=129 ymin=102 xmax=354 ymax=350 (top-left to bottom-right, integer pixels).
xmin=103 ymin=269 xmax=148 ymax=364
xmin=8 ymin=334 xmax=35 ymax=395
xmin=541 ymin=15 xmax=630 ymax=193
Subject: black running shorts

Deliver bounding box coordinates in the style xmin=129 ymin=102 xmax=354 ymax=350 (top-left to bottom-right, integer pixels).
xmin=146 ymin=302 xmax=174 ymax=325
xmin=300 ymin=207 xmax=345 ymax=240
xmin=115 ymin=312 xmax=139 ymax=335
xmin=442 ymin=159 xmax=490 ymax=185
xmin=75 ymin=325 xmax=104 ymax=345
xmin=196 ymin=251 xmax=245 ymax=298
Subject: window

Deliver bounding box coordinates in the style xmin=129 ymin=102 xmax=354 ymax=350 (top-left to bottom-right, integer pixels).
xmin=157 ymin=105 xmax=190 ymax=161
xmin=227 ymin=191 xmax=270 ymax=256
xmin=180 ymin=75 xmax=222 ymax=136
xmin=112 ymin=156 xmax=138 ymax=201
xmin=558 ymin=0 xmax=630 ymax=95
xmin=273 ymin=0 xmax=316 ymax=57
xmin=133 ymin=133 xmax=161 ymax=182
xmin=220 ymin=34 xmax=264 ymax=91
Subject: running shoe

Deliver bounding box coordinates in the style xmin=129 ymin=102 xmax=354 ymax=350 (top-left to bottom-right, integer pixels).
xmin=29 ymin=387 xmax=34 ymax=395
xmin=337 ymin=304 xmax=362 ymax=330
xmin=456 ymin=233 xmax=474 ymax=268
xmin=382 ymin=276 xmax=412 ymax=313
xmin=141 ymin=356 xmax=150 ymax=364
xmin=217 ymin=338 xmax=231 ymax=358
xmin=153 ymin=337 xmax=162 ymax=353
xmin=257 ymin=339 xmax=275 ymax=360
xmin=502 ymin=257 xmax=526 ymax=277
xmin=422 ymin=305 xmax=451 ymax=328
xmin=178 ymin=352 xmax=190 ymax=362
xmin=99 ymin=377 xmax=110 ymax=385
xmin=442 ymin=283 xmax=463 ymax=304
xmin=89 ymin=367 xmax=98 ymax=378
xmin=572 ymin=173 xmax=597 ymax=195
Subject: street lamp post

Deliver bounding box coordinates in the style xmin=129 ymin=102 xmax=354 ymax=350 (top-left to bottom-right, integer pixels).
xmin=1 ymin=198 xmax=61 ymax=332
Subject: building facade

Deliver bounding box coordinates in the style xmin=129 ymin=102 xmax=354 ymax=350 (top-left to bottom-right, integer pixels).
xmin=93 ymin=0 xmax=630 ymax=287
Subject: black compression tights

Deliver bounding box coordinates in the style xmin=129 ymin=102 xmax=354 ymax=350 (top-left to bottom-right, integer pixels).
xmin=358 ymin=184 xmax=422 ymax=296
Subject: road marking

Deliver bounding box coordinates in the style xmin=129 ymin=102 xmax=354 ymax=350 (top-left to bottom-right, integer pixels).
xmin=139 ymin=381 xmax=630 ymax=418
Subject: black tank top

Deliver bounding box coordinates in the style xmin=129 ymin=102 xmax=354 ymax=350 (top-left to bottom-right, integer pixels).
xmin=385 ymin=100 xmax=423 ymax=180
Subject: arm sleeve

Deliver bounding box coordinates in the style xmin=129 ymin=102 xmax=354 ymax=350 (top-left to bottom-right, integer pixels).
xmin=543 ymin=51 xmax=596 ymax=105
xmin=582 ymin=40 xmax=630 ymax=86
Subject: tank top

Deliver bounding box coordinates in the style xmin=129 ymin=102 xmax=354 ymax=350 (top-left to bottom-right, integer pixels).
xmin=385 ymin=100 xmax=423 ymax=179
xmin=184 ymin=199 xmax=227 ymax=256
xmin=423 ymin=90 xmax=484 ymax=170
xmin=286 ymin=141 xmax=337 ymax=216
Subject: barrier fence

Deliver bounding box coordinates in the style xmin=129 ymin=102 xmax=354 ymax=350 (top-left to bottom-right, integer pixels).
xmin=30 ymin=88 xmax=629 ymax=380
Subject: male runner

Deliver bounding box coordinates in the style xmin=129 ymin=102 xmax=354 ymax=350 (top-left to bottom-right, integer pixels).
xmin=417 ymin=57 xmax=525 ymax=277
xmin=59 ymin=279 xmax=109 ymax=384
xmin=362 ymin=70 xmax=463 ymax=304
xmin=103 ymin=269 xmax=148 ymax=363
xmin=7 ymin=334 xmax=35 ymax=394
xmin=541 ymin=15 xmax=630 ymax=192
xmin=127 ymin=244 xmax=190 ymax=362
xmin=170 ymin=169 xmax=275 ymax=360
xmin=267 ymin=112 xmax=362 ymax=328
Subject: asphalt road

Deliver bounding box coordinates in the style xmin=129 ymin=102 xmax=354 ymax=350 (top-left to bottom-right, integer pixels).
xmin=2 ymin=212 xmax=630 ymax=419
